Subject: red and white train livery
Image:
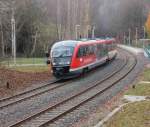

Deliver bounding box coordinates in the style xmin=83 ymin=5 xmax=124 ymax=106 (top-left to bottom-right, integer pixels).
xmin=46 ymin=38 xmax=117 ymax=78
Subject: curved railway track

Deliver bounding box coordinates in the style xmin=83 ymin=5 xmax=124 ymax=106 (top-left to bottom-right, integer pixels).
xmin=0 ymin=50 xmax=122 ymax=110
xmin=0 ymin=58 xmax=118 ymax=109
xmin=0 ymin=79 xmax=65 ymax=109
xmin=8 ymin=51 xmax=137 ymax=127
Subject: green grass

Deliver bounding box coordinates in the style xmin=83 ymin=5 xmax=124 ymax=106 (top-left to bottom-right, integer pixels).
xmin=1 ymin=58 xmax=46 ymax=65
xmin=125 ymin=68 xmax=150 ymax=96
xmin=10 ymin=66 xmax=50 ymax=73
xmin=104 ymin=101 xmax=150 ymax=127
xmin=143 ymin=68 xmax=150 ymax=81
xmin=125 ymin=83 xmax=150 ymax=96
xmin=104 ymin=68 xmax=150 ymax=127
xmin=0 ymin=57 xmax=51 ymax=72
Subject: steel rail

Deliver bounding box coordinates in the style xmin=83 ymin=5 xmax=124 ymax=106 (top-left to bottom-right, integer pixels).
xmin=40 ymin=54 xmax=137 ymax=127
xmin=0 ymin=79 xmax=65 ymax=109
xmin=9 ymin=54 xmax=130 ymax=127
xmin=0 ymin=79 xmax=58 ymax=102
xmin=0 ymin=51 xmax=122 ymax=109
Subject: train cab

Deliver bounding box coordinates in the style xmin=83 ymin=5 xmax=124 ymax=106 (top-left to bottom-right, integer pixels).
xmin=49 ymin=40 xmax=78 ymax=78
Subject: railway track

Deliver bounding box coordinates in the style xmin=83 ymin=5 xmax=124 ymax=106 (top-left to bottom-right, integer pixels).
xmin=8 ymin=52 xmax=137 ymax=127
xmin=0 ymin=59 xmax=115 ymax=110
xmin=0 ymin=79 xmax=64 ymax=109
xmin=0 ymin=50 xmax=122 ymax=110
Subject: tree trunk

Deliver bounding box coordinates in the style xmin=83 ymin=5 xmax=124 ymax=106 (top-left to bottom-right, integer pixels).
xmin=1 ymin=30 xmax=4 ymax=57
xmin=56 ymin=0 xmax=62 ymax=40
xmin=0 ymin=22 xmax=5 ymax=57
xmin=66 ymin=0 xmax=71 ymax=39
xmin=31 ymin=31 xmax=37 ymax=56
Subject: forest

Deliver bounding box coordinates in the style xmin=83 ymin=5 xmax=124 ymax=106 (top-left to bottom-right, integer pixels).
xmin=0 ymin=0 xmax=149 ymax=57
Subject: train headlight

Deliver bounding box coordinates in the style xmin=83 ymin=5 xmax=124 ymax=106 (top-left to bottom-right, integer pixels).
xmin=66 ymin=61 xmax=70 ymax=65
xmin=52 ymin=57 xmax=71 ymax=66
xmin=59 ymin=62 xmax=63 ymax=65
xmin=53 ymin=63 xmax=56 ymax=65
xmin=58 ymin=61 xmax=70 ymax=65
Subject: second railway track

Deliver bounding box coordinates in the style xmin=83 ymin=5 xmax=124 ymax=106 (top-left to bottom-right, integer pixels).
xmin=8 ymin=51 xmax=137 ymax=127
xmin=0 ymin=79 xmax=66 ymax=109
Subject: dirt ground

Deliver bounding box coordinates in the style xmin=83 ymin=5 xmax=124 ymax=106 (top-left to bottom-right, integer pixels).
xmin=0 ymin=67 xmax=52 ymax=98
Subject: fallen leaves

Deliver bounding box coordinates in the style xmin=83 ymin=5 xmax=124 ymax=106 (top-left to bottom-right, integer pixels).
xmin=0 ymin=67 xmax=52 ymax=98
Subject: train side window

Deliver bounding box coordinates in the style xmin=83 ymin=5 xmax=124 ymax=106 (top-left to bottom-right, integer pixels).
xmin=77 ymin=45 xmax=95 ymax=57
xmin=96 ymin=44 xmax=108 ymax=57
xmin=103 ymin=44 xmax=108 ymax=55
xmin=94 ymin=44 xmax=97 ymax=55
xmin=83 ymin=46 xmax=87 ymax=56
xmin=82 ymin=46 xmax=88 ymax=56
xmin=86 ymin=45 xmax=91 ymax=55
xmin=77 ymin=47 xmax=83 ymax=58
xmin=97 ymin=44 xmax=102 ymax=57
xmin=89 ymin=45 xmax=94 ymax=55
xmin=77 ymin=46 xmax=87 ymax=57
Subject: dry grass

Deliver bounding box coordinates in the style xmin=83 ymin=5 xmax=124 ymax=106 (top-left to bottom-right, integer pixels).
xmin=1 ymin=58 xmax=45 ymax=65
xmin=142 ymin=68 xmax=150 ymax=81
xmin=104 ymin=68 xmax=150 ymax=127
xmin=104 ymin=101 xmax=150 ymax=127
xmin=125 ymin=68 xmax=150 ymax=96
xmin=0 ymin=67 xmax=52 ymax=98
xmin=10 ymin=66 xmax=50 ymax=73
xmin=125 ymin=83 xmax=150 ymax=96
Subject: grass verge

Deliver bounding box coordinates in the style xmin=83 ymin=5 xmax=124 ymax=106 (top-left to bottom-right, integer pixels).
xmin=9 ymin=66 xmax=50 ymax=73
xmin=125 ymin=68 xmax=150 ymax=96
xmin=103 ymin=68 xmax=150 ymax=127
xmin=0 ymin=58 xmax=51 ymax=73
xmin=143 ymin=68 xmax=150 ymax=81
xmin=125 ymin=83 xmax=150 ymax=96
xmin=104 ymin=101 xmax=150 ymax=127
xmin=1 ymin=58 xmax=45 ymax=65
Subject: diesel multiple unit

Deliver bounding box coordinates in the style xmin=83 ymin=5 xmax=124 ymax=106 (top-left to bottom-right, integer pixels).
xmin=46 ymin=38 xmax=117 ymax=78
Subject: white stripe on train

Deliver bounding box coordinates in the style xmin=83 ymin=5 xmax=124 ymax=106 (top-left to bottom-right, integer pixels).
xmin=70 ymin=50 xmax=117 ymax=72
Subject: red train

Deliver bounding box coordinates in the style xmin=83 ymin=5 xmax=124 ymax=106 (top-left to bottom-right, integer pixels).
xmin=46 ymin=38 xmax=117 ymax=78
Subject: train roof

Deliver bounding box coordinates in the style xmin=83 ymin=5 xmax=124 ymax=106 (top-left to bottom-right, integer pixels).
xmin=52 ymin=38 xmax=115 ymax=48
xmin=52 ymin=40 xmax=79 ymax=48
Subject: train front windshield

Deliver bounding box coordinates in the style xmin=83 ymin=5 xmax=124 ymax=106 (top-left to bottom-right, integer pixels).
xmin=51 ymin=46 xmax=74 ymax=66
